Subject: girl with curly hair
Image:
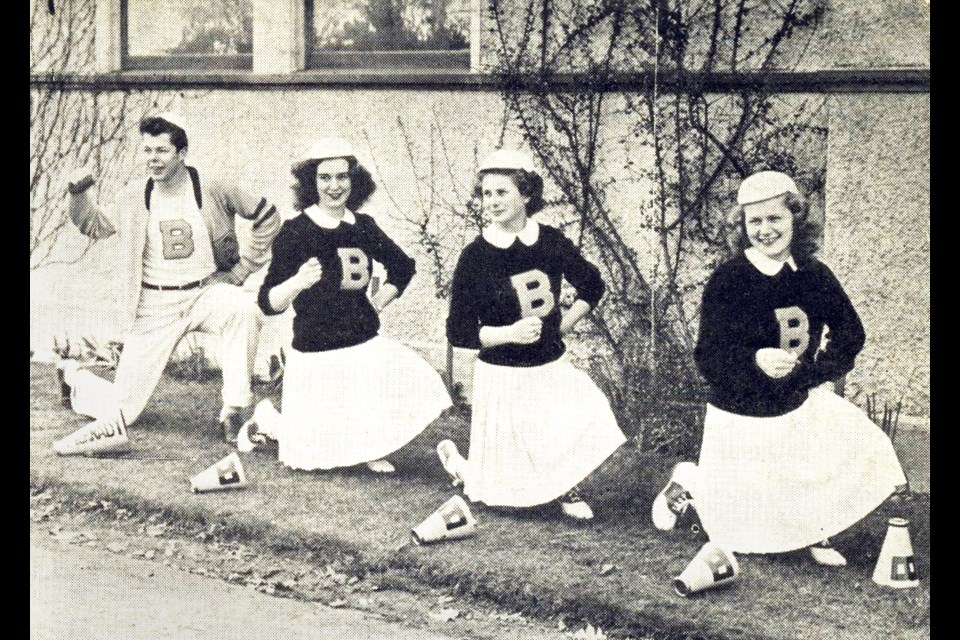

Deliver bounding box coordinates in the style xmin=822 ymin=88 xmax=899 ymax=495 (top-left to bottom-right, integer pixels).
xmin=251 ymin=138 xmax=451 ymax=473
xmin=652 ymin=170 xmax=907 ymax=566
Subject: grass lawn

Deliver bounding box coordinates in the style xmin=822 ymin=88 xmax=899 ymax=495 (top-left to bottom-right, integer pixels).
xmin=30 ymin=362 xmax=929 ymax=640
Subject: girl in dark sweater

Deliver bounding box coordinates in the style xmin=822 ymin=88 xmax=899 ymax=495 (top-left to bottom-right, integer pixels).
xmin=438 ymin=150 xmax=626 ymax=520
xmin=652 ymin=171 xmax=906 ymax=565
xmin=252 ymin=138 xmax=451 ymax=472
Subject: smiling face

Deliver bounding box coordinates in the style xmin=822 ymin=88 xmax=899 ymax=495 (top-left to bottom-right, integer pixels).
xmin=315 ymin=158 xmax=352 ymax=210
xmin=142 ymin=133 xmax=186 ymax=183
xmin=480 ymin=173 xmax=529 ymax=232
xmin=743 ymin=195 xmax=794 ymax=262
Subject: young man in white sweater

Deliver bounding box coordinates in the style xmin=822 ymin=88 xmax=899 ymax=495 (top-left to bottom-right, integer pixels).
xmin=58 ymin=112 xmax=281 ymax=447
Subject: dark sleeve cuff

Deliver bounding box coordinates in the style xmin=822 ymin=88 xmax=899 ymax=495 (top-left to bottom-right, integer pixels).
xmin=257 ymin=284 xmax=284 ymax=315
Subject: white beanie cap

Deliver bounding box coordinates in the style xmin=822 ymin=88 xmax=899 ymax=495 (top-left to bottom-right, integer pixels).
xmin=737 ymin=171 xmax=800 ymax=205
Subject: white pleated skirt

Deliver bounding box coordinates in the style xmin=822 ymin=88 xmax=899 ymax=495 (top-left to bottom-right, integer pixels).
xmin=693 ymin=386 xmax=907 ymax=554
xmin=463 ymin=355 xmax=627 ymax=507
xmin=278 ymin=336 xmax=452 ymax=471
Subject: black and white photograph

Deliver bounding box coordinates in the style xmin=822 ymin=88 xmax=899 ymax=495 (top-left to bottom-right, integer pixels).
xmin=29 ymin=0 xmax=929 ymax=638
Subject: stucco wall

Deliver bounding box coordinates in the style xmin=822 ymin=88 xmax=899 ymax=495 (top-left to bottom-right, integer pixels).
xmin=824 ymin=93 xmax=929 ymax=422
xmin=30 ymin=0 xmax=929 ymax=416
xmin=30 ymin=87 xmax=509 ymax=382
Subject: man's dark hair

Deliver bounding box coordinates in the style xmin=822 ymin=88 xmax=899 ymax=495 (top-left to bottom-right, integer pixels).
xmin=139 ymin=117 xmax=188 ymax=152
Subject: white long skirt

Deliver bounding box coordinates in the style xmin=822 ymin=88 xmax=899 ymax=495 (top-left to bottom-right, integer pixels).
xmin=693 ymin=386 xmax=907 ymax=554
xmin=464 ymin=355 xmax=627 ymax=507
xmin=279 ymin=336 xmax=452 ymax=471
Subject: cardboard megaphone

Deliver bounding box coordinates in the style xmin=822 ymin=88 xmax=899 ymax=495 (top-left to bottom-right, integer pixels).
xmin=872 ymin=517 xmax=919 ymax=588
xmin=673 ymin=542 xmax=739 ymax=597
xmin=190 ymin=452 xmax=248 ymax=493
xmin=69 ymin=368 xmax=116 ymax=420
xmin=52 ymin=410 xmax=130 ymax=456
xmin=411 ymin=495 xmax=477 ymax=544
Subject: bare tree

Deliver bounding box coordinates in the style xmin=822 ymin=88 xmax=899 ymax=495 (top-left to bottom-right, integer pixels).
xmin=395 ymin=0 xmax=829 ymax=454
xmin=484 ymin=0 xmax=829 ymax=452
xmin=30 ymin=0 xmax=173 ymax=270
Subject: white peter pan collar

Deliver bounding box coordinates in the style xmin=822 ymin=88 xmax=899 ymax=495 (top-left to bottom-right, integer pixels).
xmin=482 ymin=219 xmax=540 ymax=249
xmin=745 ymin=246 xmax=798 ymax=276
xmin=305 ymin=204 xmax=356 ymax=229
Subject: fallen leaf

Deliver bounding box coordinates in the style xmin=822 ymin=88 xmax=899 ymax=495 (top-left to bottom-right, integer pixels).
xmin=599 ymin=563 xmax=616 ymax=576
xmin=347 ymin=576 xmax=360 ymax=585
xmin=144 ymin=550 xmax=156 ymax=560
xmin=328 ymin=599 xmax=348 ymax=608
xmin=52 ymin=530 xmax=85 ymax=544
xmin=438 ymin=595 xmax=455 ymax=604
xmin=429 ymin=608 xmax=460 ymax=623
xmin=146 ymin=524 xmax=167 ymax=537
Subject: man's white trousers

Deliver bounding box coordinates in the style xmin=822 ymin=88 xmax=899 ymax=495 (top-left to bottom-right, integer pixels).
xmin=70 ymin=283 xmax=260 ymax=424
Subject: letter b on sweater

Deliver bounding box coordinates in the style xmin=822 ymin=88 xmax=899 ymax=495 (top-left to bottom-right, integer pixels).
xmin=775 ymin=306 xmax=810 ymax=355
xmin=338 ymin=248 xmax=370 ymax=290
xmin=510 ymin=269 xmax=555 ymax=318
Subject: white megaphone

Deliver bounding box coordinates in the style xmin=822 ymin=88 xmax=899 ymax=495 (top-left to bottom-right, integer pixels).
xmin=411 ymin=495 xmax=477 ymax=544
xmin=673 ymin=542 xmax=740 ymax=597
xmin=52 ymin=410 xmax=130 ymax=456
xmin=872 ymin=517 xmax=920 ymax=589
xmin=189 ymin=452 xmax=248 ymax=493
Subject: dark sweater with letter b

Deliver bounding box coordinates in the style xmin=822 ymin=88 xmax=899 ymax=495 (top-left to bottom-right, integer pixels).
xmin=258 ymin=212 xmax=415 ymax=352
xmin=694 ymin=254 xmax=865 ymax=417
xmin=446 ymin=224 xmax=604 ymax=367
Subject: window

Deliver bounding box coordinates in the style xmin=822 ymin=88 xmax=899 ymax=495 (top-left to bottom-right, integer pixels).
xmin=123 ymin=0 xmax=253 ymax=71
xmin=306 ymin=0 xmax=471 ymax=71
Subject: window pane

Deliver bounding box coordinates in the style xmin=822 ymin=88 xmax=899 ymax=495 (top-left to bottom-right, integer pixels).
xmin=125 ymin=0 xmax=253 ymax=69
xmin=309 ymin=0 xmax=470 ymax=69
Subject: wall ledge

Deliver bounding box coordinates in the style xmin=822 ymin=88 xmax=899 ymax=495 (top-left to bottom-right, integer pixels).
xmin=30 ymin=68 xmax=930 ymax=93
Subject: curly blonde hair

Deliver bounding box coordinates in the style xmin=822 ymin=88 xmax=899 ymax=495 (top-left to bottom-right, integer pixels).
xmin=725 ymin=192 xmax=821 ymax=265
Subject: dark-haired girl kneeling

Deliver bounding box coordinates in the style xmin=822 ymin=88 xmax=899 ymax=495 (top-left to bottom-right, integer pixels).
xmin=256 ymin=138 xmax=451 ymax=473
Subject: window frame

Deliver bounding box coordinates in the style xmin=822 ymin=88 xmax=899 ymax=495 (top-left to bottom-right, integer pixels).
xmin=120 ymin=0 xmax=254 ymax=72
xmin=303 ymin=0 xmax=472 ymax=72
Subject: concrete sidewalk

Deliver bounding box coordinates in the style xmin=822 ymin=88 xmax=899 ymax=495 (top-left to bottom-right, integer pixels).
xmin=30 ymin=363 xmax=930 ymax=640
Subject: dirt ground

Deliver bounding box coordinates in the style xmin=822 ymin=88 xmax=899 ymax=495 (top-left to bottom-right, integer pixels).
xmin=31 ymin=487 xmax=636 ymax=640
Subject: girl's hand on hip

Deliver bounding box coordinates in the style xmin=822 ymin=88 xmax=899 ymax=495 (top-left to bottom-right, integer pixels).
xmin=755 ymin=348 xmax=798 ymax=379
xmin=510 ymin=316 xmax=543 ymax=344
